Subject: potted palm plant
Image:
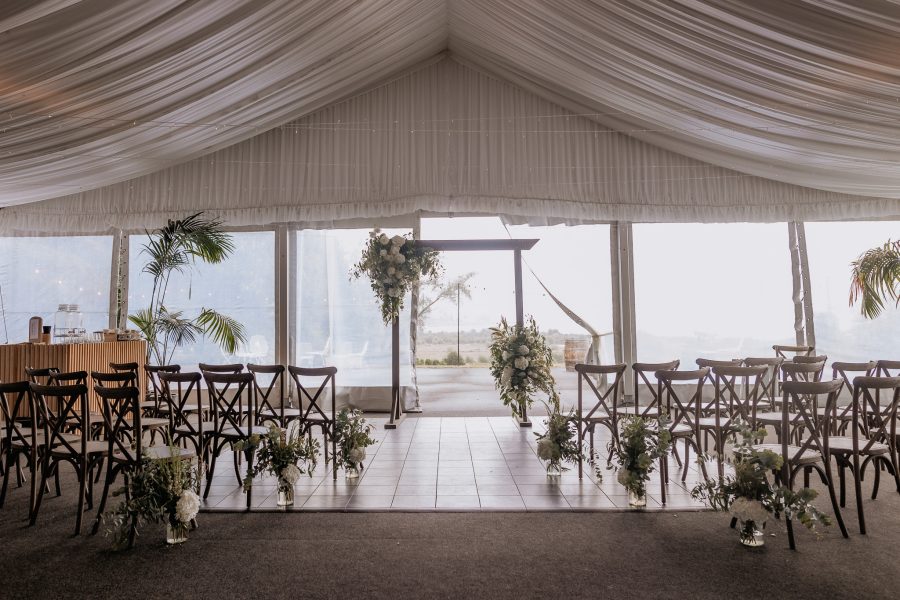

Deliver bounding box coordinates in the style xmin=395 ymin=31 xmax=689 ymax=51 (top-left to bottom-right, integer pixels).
xmin=127 ymin=212 xmax=246 ymax=365
xmin=850 ymin=239 xmax=900 ymax=318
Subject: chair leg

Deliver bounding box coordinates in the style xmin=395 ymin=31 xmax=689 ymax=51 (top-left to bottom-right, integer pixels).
xmin=331 ymin=424 xmax=337 ymax=482
xmin=786 ymin=514 xmax=796 ymax=550
xmin=681 ymin=439 xmax=691 ymax=481
xmin=74 ymin=461 xmax=88 ymax=536
xmin=853 ymin=458 xmax=866 ymax=535
xmin=203 ymin=442 xmax=220 ymax=499
xmin=0 ymin=450 xmax=12 ymax=509
xmin=30 ymin=457 xmax=50 ymax=526
xmin=91 ymin=461 xmax=117 ymax=535
xmin=817 ymin=463 xmax=849 ymax=539
xmin=838 ymin=461 xmax=846 ymax=507
xmin=871 ymin=458 xmax=881 ymax=500
xmin=243 ymin=447 xmax=254 ymax=511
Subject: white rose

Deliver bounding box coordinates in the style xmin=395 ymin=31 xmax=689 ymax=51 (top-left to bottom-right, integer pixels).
xmin=175 ymin=490 xmax=200 ymax=524
xmin=518 ymin=345 xmax=530 ymax=355
xmin=379 ymin=249 xmax=387 ymax=256
xmin=396 ymin=255 xmax=405 ymax=263
xmin=391 ymin=235 xmax=405 ymax=246
xmin=500 ymin=366 xmax=513 ymax=385
xmin=502 ymin=350 xmax=511 ymax=361
xmin=514 ymin=357 xmax=529 ymax=370
xmin=281 ymin=464 xmax=302 ymax=485
xmin=379 ymin=233 xmax=389 ymax=245
xmin=348 ymin=447 xmax=366 ymax=464
xmin=537 ymin=438 xmax=559 ymax=461
xmin=387 ymin=266 xmax=396 ymax=275
xmin=527 ymin=370 xmax=536 ymax=379
xmin=391 ymin=245 xmax=400 ymax=254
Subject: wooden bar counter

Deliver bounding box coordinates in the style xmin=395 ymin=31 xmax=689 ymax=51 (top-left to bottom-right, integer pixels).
xmin=0 ymin=340 xmax=147 ymax=412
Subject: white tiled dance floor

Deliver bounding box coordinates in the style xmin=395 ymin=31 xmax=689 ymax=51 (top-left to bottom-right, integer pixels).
xmin=201 ymin=417 xmax=710 ymax=512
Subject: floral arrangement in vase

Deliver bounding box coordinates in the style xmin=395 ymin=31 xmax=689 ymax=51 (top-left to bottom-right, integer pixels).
xmin=610 ymin=415 xmax=671 ymax=507
xmin=690 ymin=420 xmax=831 ymax=547
xmin=535 ymin=398 xmax=602 ymax=479
xmin=235 ymin=423 xmax=319 ymax=507
xmin=489 ymin=316 xmax=556 ymax=420
xmin=105 ymin=446 xmax=200 ymax=548
xmin=334 ymin=408 xmax=377 ymax=478
xmin=351 ymin=229 xmax=442 ymax=324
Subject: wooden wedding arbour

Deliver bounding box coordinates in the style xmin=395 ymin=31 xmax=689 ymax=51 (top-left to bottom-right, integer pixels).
xmin=385 ymin=238 xmax=539 ymax=430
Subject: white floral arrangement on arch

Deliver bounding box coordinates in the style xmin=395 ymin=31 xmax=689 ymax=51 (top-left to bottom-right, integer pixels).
xmin=351 ymin=229 xmax=442 ymax=324
xmin=489 ymin=316 xmax=557 ymax=419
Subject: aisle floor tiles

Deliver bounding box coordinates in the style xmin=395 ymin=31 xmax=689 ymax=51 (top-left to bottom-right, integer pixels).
xmin=201 ymin=416 xmax=711 ymax=512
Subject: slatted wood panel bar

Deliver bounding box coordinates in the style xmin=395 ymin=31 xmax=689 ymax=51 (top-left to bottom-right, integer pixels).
xmin=0 ymin=341 xmax=146 ymax=413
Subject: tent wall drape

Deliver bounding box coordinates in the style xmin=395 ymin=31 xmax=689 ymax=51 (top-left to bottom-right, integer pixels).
xmin=3 ymin=57 xmax=897 ymax=236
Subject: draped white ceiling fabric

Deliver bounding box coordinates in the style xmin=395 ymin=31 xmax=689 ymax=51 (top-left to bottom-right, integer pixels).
xmin=2 ymin=0 xmax=900 ymax=232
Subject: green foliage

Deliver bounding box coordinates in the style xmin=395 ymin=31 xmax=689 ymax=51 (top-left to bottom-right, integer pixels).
xmin=104 ymin=447 xmax=199 ymax=550
xmin=333 ymin=408 xmax=377 ymax=470
xmin=350 ymin=229 xmax=442 ymax=324
xmin=850 ymin=239 xmax=900 ymax=319
xmin=690 ymin=420 xmax=831 ymax=543
xmin=535 ymin=399 xmax=603 ymax=479
xmin=129 ymin=212 xmax=247 ymax=365
xmin=609 ymin=415 xmax=672 ymax=499
xmin=444 ymin=350 xmax=464 ymax=365
xmin=489 ymin=316 xmax=556 ymax=419
xmin=234 ymin=424 xmax=319 ymax=492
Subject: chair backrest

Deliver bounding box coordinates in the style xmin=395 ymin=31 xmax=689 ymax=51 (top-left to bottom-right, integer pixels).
xmin=832 ymin=361 xmax=875 ymax=397
xmin=696 ymin=358 xmax=742 ymax=388
xmin=109 ymin=362 xmax=139 ymax=374
xmin=94 ymin=385 xmax=142 ymax=462
xmin=203 ymin=371 xmax=254 ymax=435
xmin=91 ymin=370 xmax=137 ymax=389
xmin=875 ymin=359 xmax=900 ymax=377
xmin=49 ymin=371 xmax=88 ymax=386
xmin=247 ymin=364 xmax=286 ymax=424
xmin=780 ymin=379 xmax=842 ymax=468
xmin=575 ymin=363 xmax=627 ymax=422
xmin=0 ymin=381 xmax=36 ymax=451
xmin=24 ymin=366 xmax=60 ymax=386
xmin=198 ymin=363 xmax=244 ymax=374
xmin=632 ymin=360 xmax=679 ymax=417
xmin=743 ymin=357 xmax=784 ymax=410
xmin=782 ymin=360 xmax=825 ymax=383
xmin=145 ymin=364 xmax=181 ymax=402
xmin=158 ymin=371 xmax=204 ymax=435
xmin=711 ymin=364 xmax=768 ymax=425
xmin=793 ymin=355 xmax=828 ymax=372
xmin=656 ymin=367 xmax=709 ymax=433
xmin=774 ymin=344 xmax=814 ymax=359
xmin=30 ymin=383 xmax=90 ymax=457
xmin=852 ymin=376 xmax=900 ymax=454
xmin=287 ymin=366 xmax=337 ymax=423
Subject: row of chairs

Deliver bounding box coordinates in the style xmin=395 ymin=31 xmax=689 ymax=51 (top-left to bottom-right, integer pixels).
xmin=575 ymin=353 xmax=900 ymax=549
xmin=0 ymin=362 xmax=340 ymax=537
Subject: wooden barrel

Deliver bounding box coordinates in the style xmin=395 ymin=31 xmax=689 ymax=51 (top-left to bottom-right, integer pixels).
xmin=563 ymin=338 xmax=590 ymax=371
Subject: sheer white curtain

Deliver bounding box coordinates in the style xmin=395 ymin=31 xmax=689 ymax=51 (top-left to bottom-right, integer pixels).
xmin=294 ymin=228 xmax=413 ymax=411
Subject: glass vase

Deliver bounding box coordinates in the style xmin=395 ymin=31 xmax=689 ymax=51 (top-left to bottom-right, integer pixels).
xmin=545 ymin=461 xmax=562 ymax=477
xmin=277 ymin=478 xmax=294 ymax=507
xmin=627 ymin=489 xmax=646 ymax=508
xmin=166 ymin=521 xmax=188 ymax=545
xmin=345 ymin=464 xmax=361 ymax=479
xmin=739 ymin=520 xmax=765 ymax=547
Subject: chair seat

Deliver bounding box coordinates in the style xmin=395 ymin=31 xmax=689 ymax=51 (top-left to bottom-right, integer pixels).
xmin=10 ymin=431 xmax=80 ymax=448
xmin=670 ymin=423 xmax=694 ymax=437
xmin=755 ymin=411 xmax=801 ymax=425
xmin=49 ymin=438 xmax=107 ymax=456
xmin=145 ymin=445 xmax=196 ymax=461
xmin=816 ymin=406 xmax=853 ymax=420
xmin=756 ymin=443 xmax=822 ymax=465
xmin=174 ymin=416 xmax=216 ymax=435
xmin=141 ymin=417 xmax=169 ymax=429
xmin=697 ymin=416 xmax=730 ymax=429
xmin=260 ymin=407 xmax=302 ymax=419
xmin=303 ymin=411 xmax=336 ymax=423
xmin=219 ymin=425 xmax=270 ymax=438
xmin=827 ymin=436 xmax=890 ymax=456
xmin=583 ymin=411 xmax=611 ymax=423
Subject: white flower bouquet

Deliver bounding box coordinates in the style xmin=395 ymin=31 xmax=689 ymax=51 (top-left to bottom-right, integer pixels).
xmin=489 ymin=316 xmax=556 ymax=419
xmin=334 ymin=408 xmax=377 ymax=472
xmin=691 ymin=420 xmax=831 ymax=546
xmin=351 ymin=229 xmax=442 ymax=324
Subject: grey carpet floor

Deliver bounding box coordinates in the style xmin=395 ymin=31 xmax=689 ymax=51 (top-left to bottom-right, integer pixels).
xmin=1 ymin=466 xmax=898 ymax=599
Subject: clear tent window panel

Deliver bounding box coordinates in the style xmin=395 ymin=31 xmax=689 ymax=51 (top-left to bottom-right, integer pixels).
xmin=633 ymin=223 xmax=795 ymax=367
xmin=128 ymin=231 xmax=275 ymax=369
xmin=805 ymin=221 xmax=900 ymax=363
xmin=294 ymin=228 xmax=412 ymax=407
xmin=0 ymin=236 xmax=112 ymax=343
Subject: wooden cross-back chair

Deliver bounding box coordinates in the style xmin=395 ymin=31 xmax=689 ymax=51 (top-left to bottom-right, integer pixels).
xmin=0 ymin=382 xmax=38 ymax=518
xmin=774 ymin=345 xmax=815 ymax=359
xmin=655 ymin=367 xmax=711 ymax=505
xmin=288 ymin=366 xmax=337 ymax=480
xmin=158 ymin=371 xmax=211 ymax=464
xmin=743 ymin=357 xmax=784 ymax=411
xmin=248 ymin=364 xmax=300 ymax=427
xmin=708 ymin=364 xmax=768 ymax=478
xmin=626 ymin=360 xmax=679 ymax=418
xmin=769 ymin=379 xmax=848 ymax=549
xmin=29 ymin=382 xmax=105 ymax=535
xmin=574 ymin=363 xmax=626 ymax=478
xmin=145 ymin=364 xmax=181 ymax=417
xmin=828 ymin=362 xmax=876 ymax=435
xmin=202 ymin=371 xmax=267 ymax=508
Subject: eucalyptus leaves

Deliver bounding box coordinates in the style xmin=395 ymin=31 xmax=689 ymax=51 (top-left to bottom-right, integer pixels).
xmin=351 ymin=229 xmax=442 ymax=324
xmin=489 ymin=316 xmax=556 ymax=419
xmin=334 ymin=408 xmax=377 ymax=475
xmin=610 ymin=415 xmax=671 ymax=504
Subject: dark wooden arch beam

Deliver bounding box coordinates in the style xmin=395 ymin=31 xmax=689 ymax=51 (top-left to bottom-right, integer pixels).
xmin=386 ymin=239 xmax=539 ymax=429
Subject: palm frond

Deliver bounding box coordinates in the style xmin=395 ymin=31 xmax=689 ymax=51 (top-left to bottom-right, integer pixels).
xmin=849 ymin=239 xmax=900 ymax=319
xmin=196 ymin=308 xmax=247 ymax=354
xmin=155 ymin=307 xmax=203 ymax=349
